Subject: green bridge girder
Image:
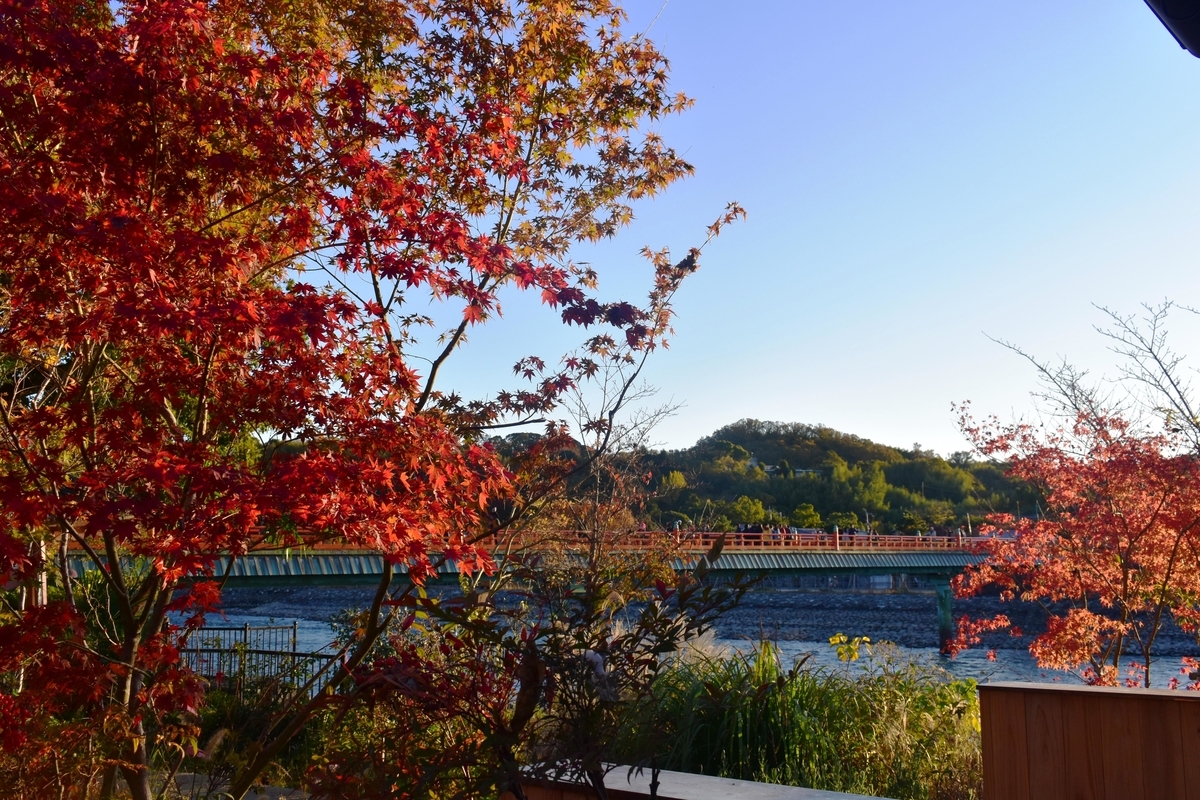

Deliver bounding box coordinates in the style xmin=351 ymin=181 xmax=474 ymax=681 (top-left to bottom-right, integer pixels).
xmin=68 ymin=549 xmax=982 ymax=648
xmin=118 ymin=549 xmax=980 ymax=585
xmin=685 ymin=550 xmax=980 ymax=577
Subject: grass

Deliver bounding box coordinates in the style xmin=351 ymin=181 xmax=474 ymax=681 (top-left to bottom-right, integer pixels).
xmin=176 ymin=635 xmax=982 ymax=799
xmin=621 ymin=640 xmax=982 ymax=800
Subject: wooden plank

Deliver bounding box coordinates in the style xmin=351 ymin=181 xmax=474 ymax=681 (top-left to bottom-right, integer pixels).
xmin=982 ymin=689 xmax=999 ymax=800
xmin=1140 ymin=697 xmax=1185 ymax=799
xmin=1025 ymin=690 xmax=1066 ymax=800
xmin=1097 ymin=695 xmax=1144 ymax=800
xmin=981 ymin=687 xmax=1031 ymax=800
xmin=980 ymin=683 xmax=1200 ymax=800
xmin=1177 ymin=700 xmax=1200 ymax=800
xmin=1061 ymin=691 xmax=1107 ymax=800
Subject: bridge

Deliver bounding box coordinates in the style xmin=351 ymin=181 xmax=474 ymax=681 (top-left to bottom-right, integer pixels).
xmin=177 ymin=531 xmax=984 ymax=648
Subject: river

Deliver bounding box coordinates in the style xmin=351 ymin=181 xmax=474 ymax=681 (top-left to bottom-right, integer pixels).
xmin=200 ymin=586 xmax=1200 ymax=686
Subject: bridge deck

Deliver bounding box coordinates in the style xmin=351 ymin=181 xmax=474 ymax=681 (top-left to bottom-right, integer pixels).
xmin=65 ymin=532 xmax=985 ymax=584
xmin=130 ymin=540 xmax=982 ymax=586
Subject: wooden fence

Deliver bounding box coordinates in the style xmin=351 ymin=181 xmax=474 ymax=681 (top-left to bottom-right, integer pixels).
xmin=979 ymin=681 xmax=1200 ymax=800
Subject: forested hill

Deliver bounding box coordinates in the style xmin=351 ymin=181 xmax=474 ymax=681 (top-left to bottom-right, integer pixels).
xmin=641 ymin=419 xmax=1037 ymax=533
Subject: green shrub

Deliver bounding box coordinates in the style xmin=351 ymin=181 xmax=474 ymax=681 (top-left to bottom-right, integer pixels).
xmin=622 ymin=641 xmax=981 ymax=800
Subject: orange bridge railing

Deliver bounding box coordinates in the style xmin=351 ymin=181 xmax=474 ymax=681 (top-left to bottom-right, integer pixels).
xmin=474 ymin=530 xmax=975 ymax=553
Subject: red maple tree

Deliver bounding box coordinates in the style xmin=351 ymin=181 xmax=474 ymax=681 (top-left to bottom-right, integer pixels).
xmin=952 ymin=408 xmax=1200 ymax=688
xmin=0 ymin=0 xmax=738 ymax=795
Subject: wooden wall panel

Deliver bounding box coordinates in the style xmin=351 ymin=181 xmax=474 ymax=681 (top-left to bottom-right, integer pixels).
xmin=1180 ymin=701 xmax=1200 ymax=800
xmin=1025 ymin=691 xmax=1065 ymax=800
xmin=980 ymin=683 xmax=1200 ymax=800
xmin=1140 ymin=699 xmax=1185 ymax=799
xmin=1060 ymin=692 xmax=1106 ymax=800
xmin=982 ymin=686 xmax=1031 ymax=800
xmin=1097 ymin=695 xmax=1144 ymax=800
xmin=981 ymin=689 xmax=998 ymax=800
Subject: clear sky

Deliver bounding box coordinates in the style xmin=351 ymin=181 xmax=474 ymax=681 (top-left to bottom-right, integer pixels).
xmin=437 ymin=0 xmax=1200 ymax=456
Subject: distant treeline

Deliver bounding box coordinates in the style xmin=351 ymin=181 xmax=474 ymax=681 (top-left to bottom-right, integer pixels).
xmin=636 ymin=419 xmax=1038 ymax=533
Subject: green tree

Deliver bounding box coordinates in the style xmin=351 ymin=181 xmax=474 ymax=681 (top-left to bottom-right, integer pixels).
xmin=644 ymin=418 xmax=1030 ymax=534
xmin=791 ymin=503 xmax=822 ymax=528
xmin=826 ymin=511 xmax=860 ymax=532
xmin=709 ymin=515 xmax=734 ymax=532
xmin=885 ymin=458 xmax=978 ymax=504
xmin=729 ymin=495 xmax=766 ymax=525
xmin=763 ymin=509 xmax=787 ymax=527
xmin=659 ymin=470 xmax=688 ymax=495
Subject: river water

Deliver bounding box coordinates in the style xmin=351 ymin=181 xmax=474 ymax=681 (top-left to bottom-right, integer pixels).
xmin=201 ymin=586 xmax=1199 ymax=686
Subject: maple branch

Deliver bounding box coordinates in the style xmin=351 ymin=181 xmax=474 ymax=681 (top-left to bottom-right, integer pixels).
xmin=473 ymin=416 xmax=547 ymax=431
xmin=191 ymin=337 xmax=219 ymax=442
xmin=411 ymin=87 xmax=549 ymax=415
xmin=101 ymin=530 xmax=138 ymax=683
xmin=58 ymin=516 xmax=126 ymax=599
xmin=249 ymin=241 xmax=354 ymax=281
xmin=414 ymin=276 xmax=497 ymax=413
xmin=141 ymin=575 xmax=174 ymax=661
xmin=590 ymin=348 xmax=652 ymax=462
xmin=382 ymin=249 xmax=412 ymax=318
xmin=366 ymin=239 xmax=395 ymax=348
xmin=315 ymin=259 xmax=373 ymax=312
xmin=81 ymin=347 xmax=101 ymax=469
xmin=99 ymin=350 xmax=186 ymax=440
xmin=493 ymin=85 xmax=545 ymax=244
xmin=213 ymin=549 xmax=240 ymax=596
xmin=1141 ymin=509 xmax=1200 ymax=686
xmin=195 ymin=143 xmax=351 ymax=235
xmin=58 ymin=527 xmax=76 ymax=613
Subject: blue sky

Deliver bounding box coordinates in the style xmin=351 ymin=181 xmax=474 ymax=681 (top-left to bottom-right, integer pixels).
xmin=437 ymin=0 xmax=1200 ymax=456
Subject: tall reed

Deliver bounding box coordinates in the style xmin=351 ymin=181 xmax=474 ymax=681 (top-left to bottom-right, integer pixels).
xmin=621 ymin=641 xmax=981 ymax=800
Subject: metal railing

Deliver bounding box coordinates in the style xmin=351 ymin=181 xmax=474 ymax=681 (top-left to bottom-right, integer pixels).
xmin=187 ymin=622 xmax=299 ymax=652
xmin=181 ymin=623 xmax=337 ymax=698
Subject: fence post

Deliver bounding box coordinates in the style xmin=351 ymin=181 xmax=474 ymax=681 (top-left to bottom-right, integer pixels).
xmin=240 ymin=623 xmax=250 ymax=696
xmin=292 ymin=621 xmax=298 ymax=653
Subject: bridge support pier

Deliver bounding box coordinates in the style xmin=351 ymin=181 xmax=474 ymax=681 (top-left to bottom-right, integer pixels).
xmin=932 ymin=575 xmax=954 ymax=651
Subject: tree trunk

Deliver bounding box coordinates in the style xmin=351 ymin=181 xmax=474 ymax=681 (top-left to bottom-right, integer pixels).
xmin=121 ymin=753 xmax=152 ymax=800
xmin=100 ymin=765 xmax=118 ymax=798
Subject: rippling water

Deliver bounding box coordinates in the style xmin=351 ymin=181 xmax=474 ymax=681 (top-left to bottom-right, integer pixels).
xmin=196 ymin=586 xmax=1199 ymax=686
xmin=720 ymin=639 xmax=1076 ymax=684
